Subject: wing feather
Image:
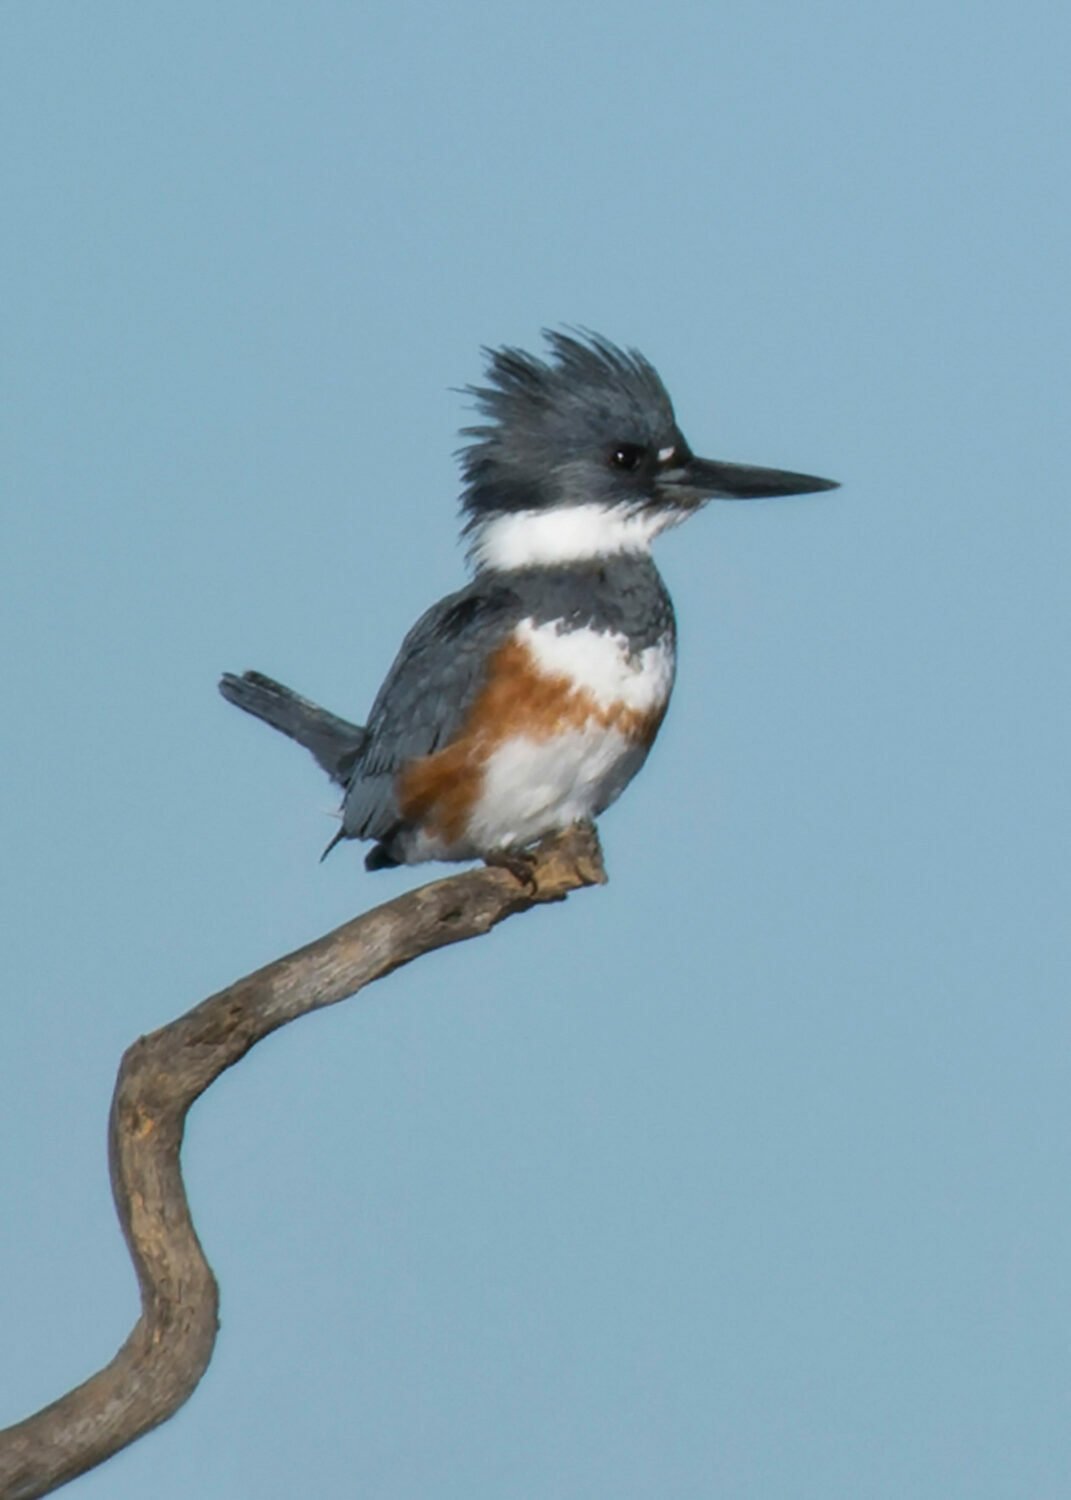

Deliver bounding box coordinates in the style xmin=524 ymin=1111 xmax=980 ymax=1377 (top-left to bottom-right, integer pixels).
xmin=342 ymin=581 xmax=522 ymax=841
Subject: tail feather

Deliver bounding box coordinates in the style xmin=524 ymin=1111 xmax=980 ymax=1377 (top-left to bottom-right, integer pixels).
xmin=219 ymin=670 xmax=366 ymax=785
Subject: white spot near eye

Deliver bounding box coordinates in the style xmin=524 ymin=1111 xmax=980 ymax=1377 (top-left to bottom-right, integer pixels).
xmin=657 ymin=446 xmax=676 ymax=463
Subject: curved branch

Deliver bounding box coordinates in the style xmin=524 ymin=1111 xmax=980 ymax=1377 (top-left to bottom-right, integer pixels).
xmin=0 ymin=824 xmax=606 ymax=1500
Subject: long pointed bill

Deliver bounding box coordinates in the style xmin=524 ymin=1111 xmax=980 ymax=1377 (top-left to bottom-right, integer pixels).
xmin=672 ymin=456 xmax=839 ymax=501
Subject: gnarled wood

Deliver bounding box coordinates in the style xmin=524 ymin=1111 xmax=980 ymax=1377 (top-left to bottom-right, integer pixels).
xmin=0 ymin=824 xmax=606 ymax=1500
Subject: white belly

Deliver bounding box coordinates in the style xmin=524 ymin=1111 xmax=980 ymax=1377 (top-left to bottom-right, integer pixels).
xmin=466 ymin=723 xmax=650 ymax=851
xmin=465 ymin=620 xmax=675 ymax=851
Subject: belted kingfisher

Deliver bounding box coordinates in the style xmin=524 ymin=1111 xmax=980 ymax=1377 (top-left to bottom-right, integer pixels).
xmin=220 ymin=331 xmax=836 ymax=872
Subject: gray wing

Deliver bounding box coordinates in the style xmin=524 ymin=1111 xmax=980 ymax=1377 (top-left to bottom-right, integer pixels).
xmin=342 ymin=579 xmax=523 ymax=841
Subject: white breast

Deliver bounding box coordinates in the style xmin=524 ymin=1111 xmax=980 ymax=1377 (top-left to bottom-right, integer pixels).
xmin=463 ymin=619 xmax=676 ymax=853
xmin=515 ymin=619 xmax=676 ymax=713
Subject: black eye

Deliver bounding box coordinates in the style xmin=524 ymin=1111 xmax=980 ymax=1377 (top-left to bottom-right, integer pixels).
xmin=609 ymin=443 xmax=648 ymax=473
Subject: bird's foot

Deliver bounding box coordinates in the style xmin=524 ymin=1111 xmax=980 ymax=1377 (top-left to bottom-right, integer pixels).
xmin=484 ymin=822 xmax=607 ymax=895
xmin=484 ymin=847 xmax=541 ymax=891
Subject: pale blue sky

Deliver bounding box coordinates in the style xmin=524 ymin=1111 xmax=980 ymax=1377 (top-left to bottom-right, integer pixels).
xmin=2 ymin=3 xmax=1068 ymax=1496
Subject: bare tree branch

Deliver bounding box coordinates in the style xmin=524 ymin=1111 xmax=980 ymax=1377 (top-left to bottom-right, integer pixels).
xmin=0 ymin=824 xmax=606 ymax=1500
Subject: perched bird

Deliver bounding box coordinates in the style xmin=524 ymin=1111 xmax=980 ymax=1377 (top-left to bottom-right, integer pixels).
xmin=220 ymin=331 xmax=836 ymax=872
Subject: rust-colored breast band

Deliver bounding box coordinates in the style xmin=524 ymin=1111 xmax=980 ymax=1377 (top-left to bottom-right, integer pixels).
xmin=397 ymin=634 xmax=667 ymax=844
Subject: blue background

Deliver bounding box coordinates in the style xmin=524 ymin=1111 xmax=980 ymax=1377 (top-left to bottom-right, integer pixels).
xmin=2 ymin=4 xmax=1068 ymax=1496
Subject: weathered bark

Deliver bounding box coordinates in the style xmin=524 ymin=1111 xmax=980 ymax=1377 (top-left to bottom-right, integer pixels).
xmin=0 ymin=824 xmax=606 ymax=1500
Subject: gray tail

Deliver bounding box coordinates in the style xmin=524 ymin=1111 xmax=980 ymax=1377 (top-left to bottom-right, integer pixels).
xmin=219 ymin=670 xmax=366 ymax=786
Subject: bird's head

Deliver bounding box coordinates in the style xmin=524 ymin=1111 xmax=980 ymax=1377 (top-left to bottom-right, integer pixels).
xmin=459 ymin=329 xmax=837 ymax=572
